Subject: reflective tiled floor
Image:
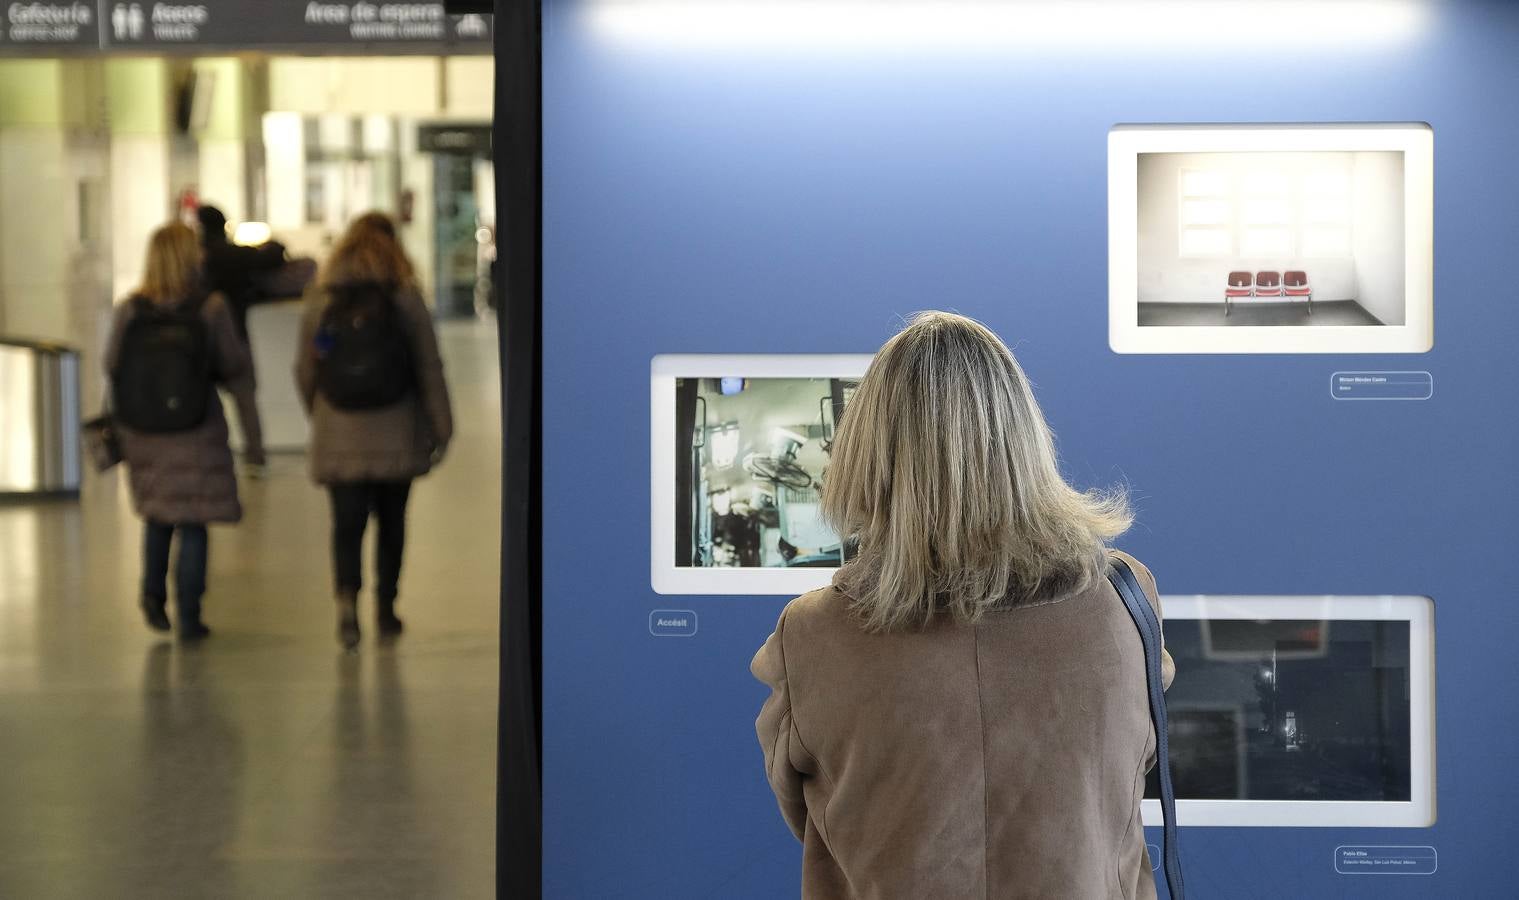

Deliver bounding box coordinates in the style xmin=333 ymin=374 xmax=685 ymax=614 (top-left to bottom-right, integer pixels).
xmin=1137 ymin=299 xmax=1384 ymax=326
xmin=0 ymin=321 xmax=500 ymax=900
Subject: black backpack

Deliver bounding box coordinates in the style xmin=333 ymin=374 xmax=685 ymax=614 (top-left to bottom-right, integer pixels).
xmin=112 ymin=295 xmax=213 ymax=434
xmin=315 ymin=282 xmax=414 ymax=410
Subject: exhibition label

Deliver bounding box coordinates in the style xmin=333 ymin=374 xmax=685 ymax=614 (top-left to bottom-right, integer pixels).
xmin=649 ymin=610 xmax=698 ymax=637
xmin=1331 ymin=371 xmax=1433 ymax=401
xmin=1334 ymin=846 xmax=1437 ymax=876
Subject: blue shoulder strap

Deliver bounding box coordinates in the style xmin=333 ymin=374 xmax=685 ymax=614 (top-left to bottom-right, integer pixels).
xmin=1108 ymin=556 xmax=1185 ymax=900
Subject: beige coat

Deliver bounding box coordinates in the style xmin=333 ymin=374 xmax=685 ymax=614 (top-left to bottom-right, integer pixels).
xmin=753 ymin=551 xmax=1173 ymax=900
xmin=106 ymin=293 xmax=253 ymax=525
xmin=294 ymin=285 xmax=453 ymax=485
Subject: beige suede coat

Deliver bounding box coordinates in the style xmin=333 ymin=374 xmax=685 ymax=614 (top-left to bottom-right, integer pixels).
xmin=294 ymin=285 xmax=453 ymax=485
xmin=753 ymin=551 xmax=1172 ymax=900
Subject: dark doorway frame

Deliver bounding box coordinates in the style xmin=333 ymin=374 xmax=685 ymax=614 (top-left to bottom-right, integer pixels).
xmin=491 ymin=0 xmax=543 ymax=897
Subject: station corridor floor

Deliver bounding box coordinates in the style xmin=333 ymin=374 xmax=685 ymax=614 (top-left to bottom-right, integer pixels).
xmin=0 ymin=321 xmax=501 ymax=900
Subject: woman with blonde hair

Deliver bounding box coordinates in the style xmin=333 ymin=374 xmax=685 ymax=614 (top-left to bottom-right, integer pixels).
xmin=752 ymin=311 xmax=1175 ymax=899
xmin=296 ymin=211 xmax=452 ymax=649
xmin=106 ymin=221 xmax=255 ymax=640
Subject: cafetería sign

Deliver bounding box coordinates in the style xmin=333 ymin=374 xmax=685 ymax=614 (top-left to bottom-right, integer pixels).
xmin=0 ymin=1 xmax=491 ymax=54
xmin=3 ymin=3 xmax=99 ymax=47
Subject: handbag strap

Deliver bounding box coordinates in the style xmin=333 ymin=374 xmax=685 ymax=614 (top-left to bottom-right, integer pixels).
xmin=1108 ymin=556 xmax=1186 ymax=900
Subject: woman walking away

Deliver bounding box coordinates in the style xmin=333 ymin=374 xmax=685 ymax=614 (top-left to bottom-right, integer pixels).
xmin=107 ymin=222 xmax=254 ymax=641
xmin=296 ymin=212 xmax=453 ymax=650
xmin=752 ymin=312 xmax=1175 ymax=900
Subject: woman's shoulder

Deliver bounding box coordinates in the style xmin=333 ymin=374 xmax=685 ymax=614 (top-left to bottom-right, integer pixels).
xmin=1107 ymin=549 xmax=1151 ymax=579
xmin=114 ymin=293 xmax=224 ymax=319
xmin=392 ymin=283 xmax=430 ymax=315
xmin=303 ymin=283 xmax=333 ymax=307
xmin=1106 ymin=548 xmax=1159 ymax=602
xmin=110 ymin=296 xmax=139 ymax=321
xmin=778 ymin=585 xmax=853 ymax=635
xmin=317 ymin=280 xmax=424 ymax=308
xmin=200 ymin=291 xmax=230 ymax=315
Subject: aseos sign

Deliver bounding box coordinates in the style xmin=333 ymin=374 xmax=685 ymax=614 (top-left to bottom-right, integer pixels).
xmin=105 ymin=3 xmax=208 ymax=43
xmin=100 ymin=1 xmax=491 ymax=48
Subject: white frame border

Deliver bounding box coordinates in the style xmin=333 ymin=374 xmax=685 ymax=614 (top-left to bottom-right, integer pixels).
xmin=1109 ymin=123 xmax=1434 ymax=354
xmin=651 ymin=354 xmax=874 ymax=596
xmin=1142 ymin=594 xmax=1435 ymax=828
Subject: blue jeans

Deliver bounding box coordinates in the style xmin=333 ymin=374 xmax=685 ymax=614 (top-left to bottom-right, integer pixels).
xmin=143 ymin=522 xmax=209 ymax=623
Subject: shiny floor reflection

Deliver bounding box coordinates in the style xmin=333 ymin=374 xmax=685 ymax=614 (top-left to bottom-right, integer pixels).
xmin=0 ymin=321 xmax=500 ymax=900
xmin=1137 ymin=300 xmax=1385 ymax=327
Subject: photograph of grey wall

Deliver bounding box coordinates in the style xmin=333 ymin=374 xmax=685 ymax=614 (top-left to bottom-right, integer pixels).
xmin=1145 ymin=619 xmax=1412 ymax=802
xmin=674 ymin=377 xmax=856 ymax=568
xmin=1137 ymin=151 xmax=1405 ymax=327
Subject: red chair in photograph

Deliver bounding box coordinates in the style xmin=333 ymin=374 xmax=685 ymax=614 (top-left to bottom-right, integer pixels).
xmin=1224 ymin=270 xmax=1253 ymax=317
xmin=1254 ymin=271 xmax=1283 ymax=303
xmin=1283 ymin=270 xmax=1312 ymax=315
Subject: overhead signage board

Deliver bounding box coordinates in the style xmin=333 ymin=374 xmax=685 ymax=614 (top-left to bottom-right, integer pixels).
xmin=417 ymin=122 xmax=492 ymax=155
xmin=99 ymin=2 xmax=492 ymax=48
xmin=1 ymin=3 xmax=102 ymax=49
xmin=0 ymin=2 xmax=491 ymax=55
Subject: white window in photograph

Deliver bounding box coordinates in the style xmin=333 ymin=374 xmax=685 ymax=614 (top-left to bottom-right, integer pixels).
xmin=1241 ymin=226 xmax=1293 ymax=257
xmin=1239 ymin=170 xmax=1293 ymax=257
xmin=1179 ymin=227 xmax=1232 ymax=257
xmin=1178 ymin=168 xmax=1233 ymax=258
xmin=1240 ymin=170 xmax=1290 ymax=196
xmin=1300 ymin=167 xmax=1353 ymax=257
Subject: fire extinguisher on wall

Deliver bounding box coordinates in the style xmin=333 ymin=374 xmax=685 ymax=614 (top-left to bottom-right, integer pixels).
xmin=178 ymin=187 xmax=200 ymax=228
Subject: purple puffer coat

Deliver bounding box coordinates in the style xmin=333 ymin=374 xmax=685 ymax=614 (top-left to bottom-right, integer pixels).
xmin=105 ymin=293 xmax=254 ymax=525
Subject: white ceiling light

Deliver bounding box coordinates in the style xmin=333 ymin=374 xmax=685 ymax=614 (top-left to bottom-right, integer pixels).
xmin=583 ymin=0 xmax=1429 ymax=52
xmin=232 ymin=221 xmax=273 ymax=247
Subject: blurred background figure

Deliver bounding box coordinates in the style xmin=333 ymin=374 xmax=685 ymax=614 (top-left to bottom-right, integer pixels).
xmin=196 ymin=204 xmax=285 ymax=474
xmin=296 ymin=212 xmax=454 ymax=650
xmin=196 ymin=205 xmax=287 ymax=344
xmin=105 ymin=222 xmax=254 ymax=641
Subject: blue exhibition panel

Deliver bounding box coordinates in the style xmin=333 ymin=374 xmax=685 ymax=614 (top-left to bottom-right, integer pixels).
xmin=541 ymin=1 xmax=1519 ymax=896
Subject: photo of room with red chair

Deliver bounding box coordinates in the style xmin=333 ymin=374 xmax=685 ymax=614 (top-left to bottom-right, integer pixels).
xmin=1136 ymin=151 xmax=1405 ymax=327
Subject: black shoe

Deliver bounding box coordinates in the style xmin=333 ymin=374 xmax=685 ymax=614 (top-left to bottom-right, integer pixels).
xmin=177 ymin=597 xmax=209 ymax=641
xmin=337 ymin=594 xmax=361 ymax=650
xmin=178 ymin=621 xmax=212 ymax=642
xmin=140 ymin=596 xmax=172 ymax=633
xmin=376 ymin=597 xmax=404 ymax=638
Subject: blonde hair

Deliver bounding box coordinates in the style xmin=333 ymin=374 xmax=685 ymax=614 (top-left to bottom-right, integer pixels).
xmin=137 ymin=222 xmax=204 ymax=305
xmin=320 ymin=211 xmax=415 ymax=288
xmin=823 ymin=312 xmax=1131 ymax=632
